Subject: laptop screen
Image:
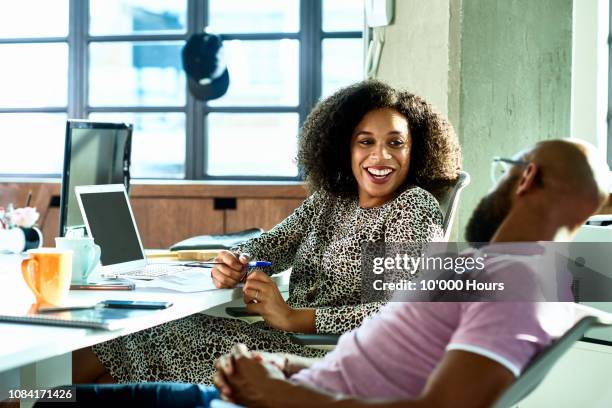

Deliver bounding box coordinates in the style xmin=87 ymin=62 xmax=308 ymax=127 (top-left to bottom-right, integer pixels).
xmin=79 ymin=191 xmax=144 ymax=265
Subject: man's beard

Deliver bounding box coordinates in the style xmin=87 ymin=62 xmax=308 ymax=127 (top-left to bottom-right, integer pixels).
xmin=465 ymin=175 xmax=518 ymax=246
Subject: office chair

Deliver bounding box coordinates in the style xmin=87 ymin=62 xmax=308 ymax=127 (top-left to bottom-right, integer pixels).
xmin=287 ymin=171 xmax=471 ymax=346
xmin=437 ymin=170 xmax=471 ymax=242
xmin=492 ymin=310 xmax=612 ymax=408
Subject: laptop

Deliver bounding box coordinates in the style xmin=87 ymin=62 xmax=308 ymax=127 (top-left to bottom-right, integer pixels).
xmin=74 ymin=184 xmax=194 ymax=279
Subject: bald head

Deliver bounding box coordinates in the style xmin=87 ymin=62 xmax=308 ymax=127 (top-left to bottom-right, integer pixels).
xmin=466 ymin=138 xmax=610 ymax=244
xmin=522 ymin=139 xmax=609 ymax=218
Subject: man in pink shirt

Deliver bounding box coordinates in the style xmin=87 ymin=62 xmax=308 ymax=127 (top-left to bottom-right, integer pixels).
xmin=211 ymin=139 xmax=609 ymax=407
xmin=37 ymin=139 xmax=608 ymax=407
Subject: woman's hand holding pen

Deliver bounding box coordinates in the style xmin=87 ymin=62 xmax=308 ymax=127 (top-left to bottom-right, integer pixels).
xmin=243 ymin=271 xmax=317 ymax=333
xmin=211 ymin=250 xmax=251 ymax=289
xmin=243 ymin=271 xmax=294 ymax=331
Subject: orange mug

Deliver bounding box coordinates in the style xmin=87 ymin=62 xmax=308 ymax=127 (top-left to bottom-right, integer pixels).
xmin=21 ymin=248 xmax=73 ymax=306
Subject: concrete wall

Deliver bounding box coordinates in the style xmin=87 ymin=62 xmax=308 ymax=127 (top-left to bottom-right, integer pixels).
xmin=375 ymin=0 xmax=452 ymax=117
xmin=571 ymin=0 xmax=609 ymax=151
xmin=457 ymin=0 xmax=573 ymax=236
xmin=376 ymin=0 xmax=573 ymax=238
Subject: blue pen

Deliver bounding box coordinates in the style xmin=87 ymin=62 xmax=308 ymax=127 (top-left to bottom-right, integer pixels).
xmin=183 ymin=260 xmax=272 ymax=267
xmin=247 ymin=261 xmax=272 ymax=268
xmin=239 ymin=261 xmax=272 ymax=283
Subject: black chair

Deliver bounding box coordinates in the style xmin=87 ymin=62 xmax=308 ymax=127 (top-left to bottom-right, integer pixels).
xmin=438 ymin=170 xmax=471 ymax=241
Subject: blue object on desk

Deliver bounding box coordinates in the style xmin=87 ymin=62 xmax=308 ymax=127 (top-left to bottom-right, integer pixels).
xmin=182 ymin=261 xmax=272 ymax=268
xmin=247 ymin=261 xmax=272 ymax=268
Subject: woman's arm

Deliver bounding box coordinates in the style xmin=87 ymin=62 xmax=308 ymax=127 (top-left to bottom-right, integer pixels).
xmin=231 ymin=192 xmax=324 ymax=275
xmin=314 ymin=303 xmax=383 ymax=334
xmin=242 ymin=270 xmax=318 ymax=332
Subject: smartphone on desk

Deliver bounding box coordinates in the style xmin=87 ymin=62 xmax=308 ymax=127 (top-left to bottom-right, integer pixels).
xmin=101 ymin=300 xmax=173 ymax=310
xmin=70 ymin=282 xmax=135 ymax=291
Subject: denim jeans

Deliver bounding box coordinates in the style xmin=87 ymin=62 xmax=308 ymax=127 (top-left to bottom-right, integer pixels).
xmin=33 ymin=383 xmax=224 ymax=408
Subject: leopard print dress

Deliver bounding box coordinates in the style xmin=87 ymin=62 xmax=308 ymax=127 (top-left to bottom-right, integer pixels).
xmin=92 ymin=186 xmax=443 ymax=384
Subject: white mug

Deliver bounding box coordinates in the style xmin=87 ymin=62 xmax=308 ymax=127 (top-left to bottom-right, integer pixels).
xmin=55 ymin=237 xmax=101 ymax=283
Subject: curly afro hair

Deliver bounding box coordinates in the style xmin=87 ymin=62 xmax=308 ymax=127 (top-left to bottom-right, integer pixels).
xmin=297 ymin=80 xmax=462 ymax=200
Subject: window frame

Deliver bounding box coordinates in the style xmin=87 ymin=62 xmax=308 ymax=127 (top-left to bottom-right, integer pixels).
xmin=0 ymin=0 xmax=363 ymax=180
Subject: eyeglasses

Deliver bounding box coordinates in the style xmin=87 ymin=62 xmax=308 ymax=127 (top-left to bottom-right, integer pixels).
xmin=490 ymin=157 xmax=529 ymax=184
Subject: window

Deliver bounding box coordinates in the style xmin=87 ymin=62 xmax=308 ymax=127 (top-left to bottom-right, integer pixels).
xmin=0 ymin=0 xmax=68 ymax=176
xmin=0 ymin=0 xmax=363 ymax=179
xmin=87 ymin=0 xmax=188 ymax=178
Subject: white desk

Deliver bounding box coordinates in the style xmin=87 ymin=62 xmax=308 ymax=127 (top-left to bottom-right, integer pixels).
xmin=0 ymin=253 xmax=286 ymax=404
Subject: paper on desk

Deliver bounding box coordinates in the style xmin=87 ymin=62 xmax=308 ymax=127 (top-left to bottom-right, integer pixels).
xmin=132 ymin=269 xmax=218 ymax=293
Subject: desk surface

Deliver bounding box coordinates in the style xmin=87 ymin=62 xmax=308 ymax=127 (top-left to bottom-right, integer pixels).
xmin=0 ymin=254 xmax=279 ymax=373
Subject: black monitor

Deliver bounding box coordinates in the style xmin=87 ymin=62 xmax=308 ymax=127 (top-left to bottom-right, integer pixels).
xmin=59 ymin=120 xmax=133 ymax=236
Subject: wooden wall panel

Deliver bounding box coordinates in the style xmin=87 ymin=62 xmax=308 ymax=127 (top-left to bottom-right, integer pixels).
xmin=0 ymin=184 xmax=27 ymax=208
xmin=41 ymin=207 xmax=60 ymax=247
xmin=0 ymin=181 xmax=308 ymax=249
xmin=130 ymin=198 xmax=224 ymax=249
xmin=226 ymin=198 xmax=305 ymax=232
xmin=130 ymin=182 xmax=308 ymax=199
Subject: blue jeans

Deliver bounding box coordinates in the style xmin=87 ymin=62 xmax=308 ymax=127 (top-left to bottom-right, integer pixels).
xmin=34 ymin=383 xmax=227 ymax=408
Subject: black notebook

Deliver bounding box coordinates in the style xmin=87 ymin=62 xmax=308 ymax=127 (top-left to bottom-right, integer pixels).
xmin=0 ymin=306 xmax=155 ymax=330
xmin=169 ymin=228 xmax=263 ymax=251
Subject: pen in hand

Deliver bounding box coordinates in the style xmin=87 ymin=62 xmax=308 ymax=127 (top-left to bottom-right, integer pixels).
xmin=240 ymin=261 xmax=272 ymax=282
xmin=196 ymin=261 xmax=272 ymax=268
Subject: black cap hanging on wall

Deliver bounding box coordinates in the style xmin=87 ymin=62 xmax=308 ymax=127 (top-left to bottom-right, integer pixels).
xmin=182 ymin=32 xmax=230 ymax=101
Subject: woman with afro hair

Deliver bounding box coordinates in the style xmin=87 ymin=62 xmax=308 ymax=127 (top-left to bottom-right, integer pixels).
xmin=75 ymin=80 xmax=462 ymax=385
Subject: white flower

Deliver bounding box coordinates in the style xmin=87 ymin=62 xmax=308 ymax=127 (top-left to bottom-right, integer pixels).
xmin=6 ymin=207 xmax=39 ymax=228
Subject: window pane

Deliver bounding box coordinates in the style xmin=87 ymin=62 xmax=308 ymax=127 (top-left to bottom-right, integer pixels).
xmin=0 ymin=114 xmax=66 ymax=175
xmin=0 ymin=43 xmax=68 ymax=108
xmin=90 ymin=0 xmax=187 ymax=35
xmin=208 ymin=40 xmax=299 ymax=107
xmin=207 ymin=113 xmax=298 ymax=177
xmin=208 ymin=0 xmax=299 ymax=34
xmin=0 ymin=0 xmax=68 ymax=38
xmin=89 ymin=113 xmax=185 ymax=179
xmin=322 ymin=39 xmax=363 ymax=98
xmin=89 ymin=42 xmax=186 ymax=107
xmin=323 ymin=0 xmax=364 ymax=32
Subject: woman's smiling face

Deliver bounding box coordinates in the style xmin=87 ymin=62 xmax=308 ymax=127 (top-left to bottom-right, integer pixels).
xmin=350 ymin=108 xmax=412 ymax=208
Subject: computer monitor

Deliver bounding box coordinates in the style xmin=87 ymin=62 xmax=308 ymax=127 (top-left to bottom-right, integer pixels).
xmin=59 ymin=120 xmax=132 ymax=236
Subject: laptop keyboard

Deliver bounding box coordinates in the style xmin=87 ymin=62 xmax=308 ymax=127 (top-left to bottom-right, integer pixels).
xmin=103 ymin=263 xmax=194 ymax=280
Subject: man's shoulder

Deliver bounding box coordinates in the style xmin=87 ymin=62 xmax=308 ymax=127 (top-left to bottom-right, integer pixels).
xmin=467 ymin=243 xmax=547 ymax=273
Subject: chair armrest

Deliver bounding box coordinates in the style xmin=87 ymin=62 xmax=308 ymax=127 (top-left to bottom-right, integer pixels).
xmin=225 ymin=306 xmax=259 ymax=318
xmin=289 ymin=334 xmax=341 ymax=346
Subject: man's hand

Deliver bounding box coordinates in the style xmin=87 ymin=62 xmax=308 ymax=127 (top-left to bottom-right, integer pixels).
xmin=214 ymin=344 xmax=286 ymax=406
xmin=243 ymin=271 xmax=295 ymax=330
xmin=215 ymin=348 xmax=317 ymax=400
xmin=250 ymin=352 xmax=320 ymax=377
xmin=211 ymin=251 xmax=250 ymax=288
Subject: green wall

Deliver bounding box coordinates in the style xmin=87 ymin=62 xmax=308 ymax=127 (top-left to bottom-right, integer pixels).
xmin=456 ymin=0 xmax=573 ymax=237
xmin=376 ymin=0 xmax=573 ymax=239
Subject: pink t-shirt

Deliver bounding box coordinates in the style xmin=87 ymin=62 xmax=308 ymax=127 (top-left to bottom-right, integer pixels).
xmin=291 ymin=244 xmax=576 ymax=399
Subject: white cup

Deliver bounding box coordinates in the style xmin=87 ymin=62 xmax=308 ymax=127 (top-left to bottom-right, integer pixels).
xmin=55 ymin=237 xmax=101 ymax=283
